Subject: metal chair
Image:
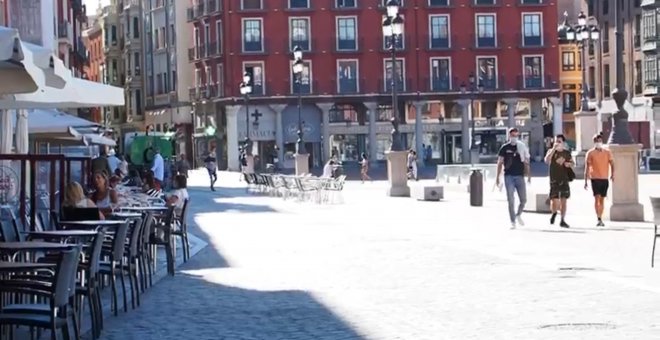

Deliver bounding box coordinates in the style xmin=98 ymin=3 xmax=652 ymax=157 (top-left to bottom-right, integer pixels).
xmin=650 ymin=197 xmax=660 ymax=267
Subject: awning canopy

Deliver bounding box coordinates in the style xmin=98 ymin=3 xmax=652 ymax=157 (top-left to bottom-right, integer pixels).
xmin=0 ymin=26 xmax=38 ymax=95
xmin=7 ymin=109 xmax=114 ymax=146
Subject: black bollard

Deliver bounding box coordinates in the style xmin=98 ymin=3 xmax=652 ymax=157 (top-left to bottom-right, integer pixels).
xmin=469 ymin=169 xmax=483 ymax=207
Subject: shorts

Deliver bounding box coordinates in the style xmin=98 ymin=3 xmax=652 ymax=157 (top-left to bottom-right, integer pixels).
xmin=591 ymin=179 xmax=609 ymax=197
xmin=549 ymin=180 xmax=570 ymax=199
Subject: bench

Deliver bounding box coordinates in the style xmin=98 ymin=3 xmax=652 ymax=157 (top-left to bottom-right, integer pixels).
xmin=411 ymin=185 xmax=444 ymax=201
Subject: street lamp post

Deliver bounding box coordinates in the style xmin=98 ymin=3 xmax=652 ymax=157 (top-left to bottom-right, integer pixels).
xmin=460 ymin=73 xmax=484 ymax=166
xmin=292 ymin=46 xmax=310 ymax=175
xmin=292 ymin=46 xmax=306 ymax=155
xmin=381 ymin=0 xmax=410 ymax=197
xmin=558 ymin=11 xmax=600 ymax=112
xmin=382 ymin=0 xmax=404 ymax=152
xmin=239 ymin=72 xmax=252 ymax=156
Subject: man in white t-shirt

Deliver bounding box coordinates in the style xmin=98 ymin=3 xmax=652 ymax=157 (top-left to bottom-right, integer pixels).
xmin=322 ymin=160 xmax=336 ymax=178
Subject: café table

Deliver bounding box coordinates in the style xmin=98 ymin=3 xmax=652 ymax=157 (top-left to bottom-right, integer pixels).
xmin=58 ymin=220 xmax=127 ymax=230
xmin=109 ymin=212 xmax=142 ymax=219
xmin=28 ymin=230 xmax=99 ymax=242
xmin=121 ymin=206 xmax=169 ymax=212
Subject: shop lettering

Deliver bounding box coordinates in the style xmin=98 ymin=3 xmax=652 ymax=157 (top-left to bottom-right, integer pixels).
xmin=238 ymin=130 xmax=276 ymax=139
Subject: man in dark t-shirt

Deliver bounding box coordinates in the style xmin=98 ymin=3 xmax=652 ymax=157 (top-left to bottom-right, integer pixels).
xmin=496 ymin=128 xmax=530 ymax=229
xmin=544 ymin=134 xmax=573 ymax=228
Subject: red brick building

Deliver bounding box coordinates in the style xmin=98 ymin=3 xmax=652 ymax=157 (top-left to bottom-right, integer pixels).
xmin=189 ymin=0 xmax=561 ymax=170
xmin=82 ymin=17 xmax=105 ymax=123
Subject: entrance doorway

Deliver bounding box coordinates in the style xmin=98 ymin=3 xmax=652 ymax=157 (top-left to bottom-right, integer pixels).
xmin=444 ymin=134 xmax=463 ymax=164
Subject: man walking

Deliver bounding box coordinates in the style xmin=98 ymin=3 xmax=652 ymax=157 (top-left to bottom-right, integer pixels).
xmin=204 ymin=150 xmax=218 ymax=191
xmin=496 ymin=128 xmax=530 ymax=229
xmin=544 ymin=134 xmax=574 ymax=228
xmin=584 ymin=133 xmax=614 ymax=226
xmin=151 ymin=147 xmax=165 ymax=189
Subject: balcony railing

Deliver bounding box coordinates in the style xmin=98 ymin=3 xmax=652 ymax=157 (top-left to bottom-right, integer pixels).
xmin=57 ymin=21 xmax=71 ymax=39
xmin=516 ymin=75 xmax=558 ymax=90
xmin=337 ymin=78 xmax=359 ymax=94
xmin=290 ymin=80 xmax=316 ymax=95
xmin=334 ymin=37 xmax=363 ymax=52
xmin=379 ymin=78 xmax=411 ymax=94
xmin=333 ymin=0 xmax=360 ymax=9
xmin=471 ymin=34 xmax=501 ymax=49
xmin=429 ymin=77 xmax=453 ymax=92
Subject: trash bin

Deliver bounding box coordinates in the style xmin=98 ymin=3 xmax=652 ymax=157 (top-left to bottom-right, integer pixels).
xmin=469 ymin=169 xmax=483 ymax=207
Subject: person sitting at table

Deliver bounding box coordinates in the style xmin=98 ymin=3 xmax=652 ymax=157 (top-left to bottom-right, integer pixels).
xmin=63 ymin=181 xmax=105 ymax=219
xmin=109 ymin=175 xmax=121 ymax=189
xmin=122 ymin=169 xmax=143 ymax=187
xmin=89 ymin=171 xmax=118 ymax=214
xmin=166 ymin=174 xmax=189 ymax=216
xmin=142 ymin=170 xmax=162 ymax=197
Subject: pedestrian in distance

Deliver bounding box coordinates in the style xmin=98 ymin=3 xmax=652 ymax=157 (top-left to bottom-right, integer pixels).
xmin=407 ymin=149 xmax=418 ymax=181
xmin=360 ymin=153 xmax=371 ymax=183
xmin=544 ymin=134 xmax=575 ymax=228
xmin=584 ymin=133 xmax=615 ymax=227
xmin=204 ymin=150 xmax=218 ymax=191
xmin=496 ymin=128 xmax=530 ymax=229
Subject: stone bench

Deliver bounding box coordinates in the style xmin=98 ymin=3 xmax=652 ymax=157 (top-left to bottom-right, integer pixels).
xmin=524 ymin=191 xmax=551 ymax=213
xmin=411 ymin=185 xmax=444 ymax=201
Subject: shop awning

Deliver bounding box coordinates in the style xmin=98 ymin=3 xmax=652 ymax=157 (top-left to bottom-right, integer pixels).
xmin=0 ymin=26 xmax=38 ymax=95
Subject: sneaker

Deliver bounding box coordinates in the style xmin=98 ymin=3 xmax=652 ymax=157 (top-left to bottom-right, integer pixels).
xmin=560 ymin=220 xmax=570 ymax=228
xmin=550 ymin=213 xmax=557 ymax=225
xmin=597 ymin=219 xmax=605 ymax=227
xmin=516 ymin=215 xmax=525 ymax=226
xmin=510 ymin=222 xmax=517 ymax=230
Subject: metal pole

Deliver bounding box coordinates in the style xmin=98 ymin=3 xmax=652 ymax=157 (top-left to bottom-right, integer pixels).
xmin=244 ymin=94 xmax=252 ymax=156
xmin=614 ymin=2 xmax=624 ymax=90
xmin=470 ymin=95 xmax=475 ymax=167
xmin=390 ymin=35 xmax=400 ymax=151
xmin=607 ymin=0 xmax=634 ymax=144
xmin=580 ymin=42 xmax=590 ymax=112
xmin=296 ymin=73 xmax=306 ymax=154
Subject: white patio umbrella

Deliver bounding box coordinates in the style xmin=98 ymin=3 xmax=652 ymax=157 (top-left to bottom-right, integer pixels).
xmin=0 ymin=109 xmax=12 ymax=153
xmin=0 ymin=26 xmax=37 ymax=95
xmin=14 ymin=109 xmax=28 ymax=154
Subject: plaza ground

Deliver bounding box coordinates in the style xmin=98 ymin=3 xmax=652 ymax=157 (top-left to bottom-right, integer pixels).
xmin=98 ymin=170 xmax=660 ymax=339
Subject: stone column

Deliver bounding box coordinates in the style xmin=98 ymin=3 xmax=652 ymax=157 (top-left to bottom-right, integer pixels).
xmin=365 ymin=102 xmax=378 ymax=167
xmin=226 ymin=106 xmax=240 ymax=171
xmin=550 ymin=97 xmax=563 ymax=136
xmin=529 ymin=99 xmax=544 ymax=162
xmin=609 ymin=144 xmax=644 ymax=221
xmin=413 ymin=101 xmax=424 ymax=166
xmin=456 ymin=99 xmax=470 ymax=164
xmin=386 ymin=150 xmax=410 ymax=197
xmin=271 ymin=104 xmax=286 ymax=166
xmin=505 ymin=98 xmax=517 ymax=129
xmin=317 ymin=103 xmax=333 ymax=162
xmin=572 ymin=109 xmax=600 ymax=178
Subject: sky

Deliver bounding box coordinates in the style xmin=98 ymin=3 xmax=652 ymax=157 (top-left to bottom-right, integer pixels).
xmin=85 ymin=0 xmax=111 ymax=15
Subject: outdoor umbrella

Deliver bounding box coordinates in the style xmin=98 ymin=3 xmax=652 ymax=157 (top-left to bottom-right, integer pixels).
xmin=0 ymin=26 xmax=37 ymax=95
xmin=0 ymin=109 xmax=12 ymax=153
xmin=14 ymin=109 xmax=28 ymax=154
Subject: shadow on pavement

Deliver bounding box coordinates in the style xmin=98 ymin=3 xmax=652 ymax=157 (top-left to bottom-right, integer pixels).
xmin=99 ymin=270 xmax=365 ymax=340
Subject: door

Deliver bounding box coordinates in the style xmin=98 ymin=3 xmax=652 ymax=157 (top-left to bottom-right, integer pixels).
xmin=445 ymin=134 xmax=462 ymax=164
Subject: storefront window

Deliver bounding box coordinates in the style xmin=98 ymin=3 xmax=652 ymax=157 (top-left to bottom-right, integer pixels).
xmin=330 ymin=134 xmax=367 ymax=162
xmin=377 ymin=105 xmax=393 ymax=122
xmin=406 ymin=133 xmax=443 ymax=160
xmin=375 ymin=134 xmax=392 ymax=160
xmin=329 ymin=104 xmax=358 ymax=123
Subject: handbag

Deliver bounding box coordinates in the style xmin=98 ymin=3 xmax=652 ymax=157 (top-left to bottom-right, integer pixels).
xmin=567 ymin=167 xmax=576 ymax=182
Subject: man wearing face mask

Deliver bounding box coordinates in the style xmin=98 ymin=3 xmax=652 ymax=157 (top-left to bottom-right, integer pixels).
xmin=584 ymin=133 xmax=614 ymax=226
xmin=496 ymin=128 xmax=531 ymax=229
xmin=544 ymin=134 xmax=574 ymax=228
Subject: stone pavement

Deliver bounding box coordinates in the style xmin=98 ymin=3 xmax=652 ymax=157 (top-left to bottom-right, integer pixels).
xmin=97 ymin=170 xmax=660 ymax=339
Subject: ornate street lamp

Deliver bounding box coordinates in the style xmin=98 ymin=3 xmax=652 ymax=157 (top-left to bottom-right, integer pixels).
xmin=239 ymin=72 xmax=252 ymax=156
xmin=460 ymin=73 xmax=484 ymax=166
xmin=292 ymin=45 xmax=307 ymax=154
xmin=382 ymin=0 xmax=404 ymax=151
xmin=557 ymin=11 xmax=600 ymax=112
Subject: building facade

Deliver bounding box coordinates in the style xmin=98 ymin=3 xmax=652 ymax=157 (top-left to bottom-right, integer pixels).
xmin=641 ymin=0 xmax=660 ymax=151
xmin=82 ymin=13 xmax=105 ymax=123
xmin=556 ymin=3 xmax=584 ymax=146
xmin=142 ymin=0 xmax=194 ymax=161
xmin=582 ymin=0 xmax=653 ymax=148
xmin=190 ymin=0 xmax=562 ymax=171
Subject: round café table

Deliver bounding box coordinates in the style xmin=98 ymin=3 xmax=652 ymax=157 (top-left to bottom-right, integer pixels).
xmin=121 ymin=206 xmax=169 ymax=212
xmin=58 ymin=220 xmax=127 ymax=230
xmin=110 ymin=212 xmax=142 ymax=219
xmin=28 ymin=230 xmax=99 ymax=242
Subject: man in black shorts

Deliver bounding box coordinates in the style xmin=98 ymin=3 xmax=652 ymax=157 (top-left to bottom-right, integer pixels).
xmin=584 ymin=133 xmax=614 ymax=226
xmin=544 ymin=134 xmax=573 ymax=228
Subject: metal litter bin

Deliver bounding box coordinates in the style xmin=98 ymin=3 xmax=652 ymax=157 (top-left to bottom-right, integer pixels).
xmin=469 ymin=169 xmax=483 ymax=207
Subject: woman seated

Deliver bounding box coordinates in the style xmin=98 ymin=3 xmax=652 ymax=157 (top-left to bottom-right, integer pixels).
xmin=63 ymin=181 xmax=104 ymax=219
xmin=166 ymin=174 xmax=189 ymax=216
xmin=89 ymin=171 xmax=119 ymax=215
xmin=142 ymin=170 xmax=162 ymax=197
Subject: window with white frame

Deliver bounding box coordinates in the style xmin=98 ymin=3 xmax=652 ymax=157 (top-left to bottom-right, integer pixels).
xmin=337 ymin=59 xmax=358 ymax=93
xmin=336 ymin=17 xmax=357 ymax=51
xmin=204 ymin=23 xmax=210 ymax=57
xmin=244 ymin=62 xmax=264 ymax=95
xmin=476 ymin=56 xmax=497 ymax=89
xmin=335 ymin=0 xmax=356 ymax=8
xmin=242 ymin=19 xmax=263 ymax=52
xmin=215 ymin=20 xmax=222 ymax=54
xmin=241 ymin=0 xmax=262 ymax=10
xmin=522 ymin=13 xmax=542 ymax=46
xmin=383 ymin=59 xmax=405 ymax=92
xmin=476 ymin=14 xmax=496 ymax=47
xmin=289 ymin=0 xmax=309 ymax=9
xmin=429 ymin=15 xmax=449 ymax=49
xmin=290 ymin=18 xmax=310 ymax=51
xmin=523 ymin=56 xmax=543 ymax=88
xmin=429 ymin=0 xmax=449 ymax=6
xmin=291 ymin=61 xmax=312 ymax=94
xmin=430 ymin=58 xmax=451 ymax=91
xmin=644 ymin=57 xmax=657 ymax=86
